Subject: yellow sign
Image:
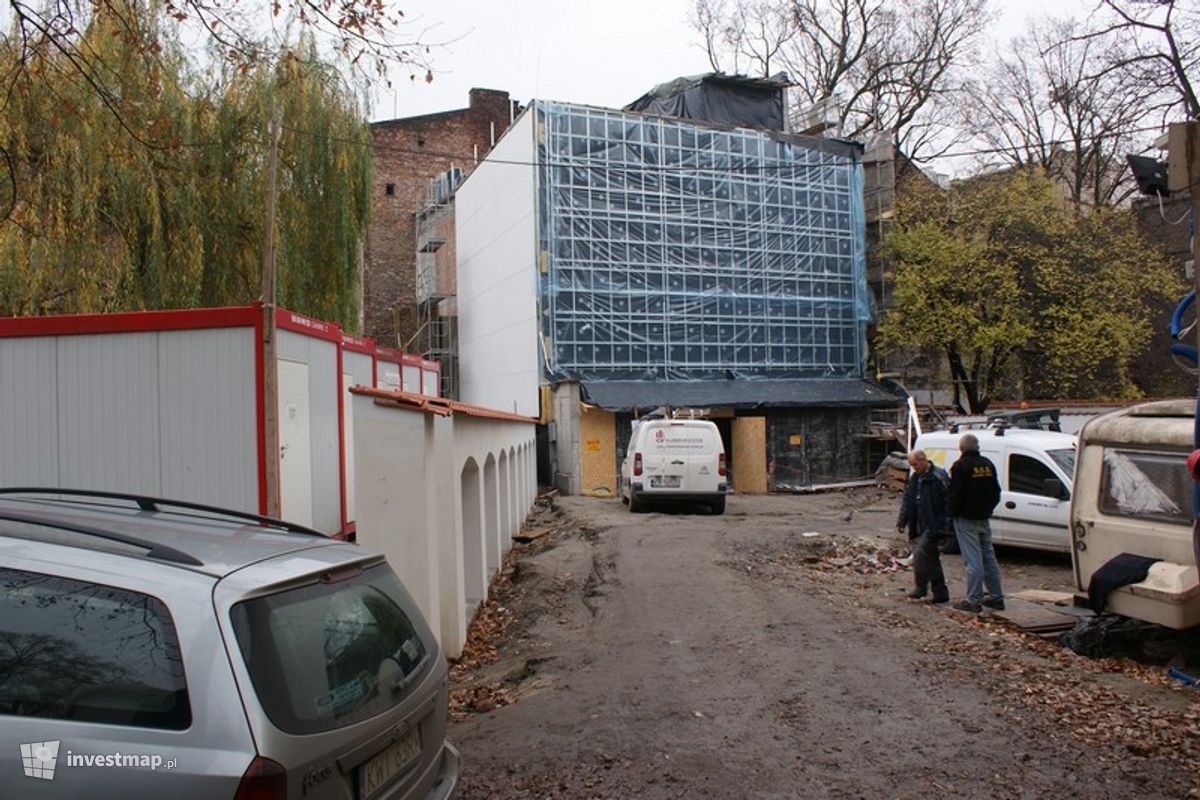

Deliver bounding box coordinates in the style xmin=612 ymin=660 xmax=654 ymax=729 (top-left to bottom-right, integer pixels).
xmin=789 ymin=434 xmax=803 ymax=446
xmin=585 ymin=439 xmax=601 ymax=452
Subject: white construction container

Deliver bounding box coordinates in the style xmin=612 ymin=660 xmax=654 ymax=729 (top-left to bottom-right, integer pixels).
xmin=0 ymin=304 xmax=430 ymax=537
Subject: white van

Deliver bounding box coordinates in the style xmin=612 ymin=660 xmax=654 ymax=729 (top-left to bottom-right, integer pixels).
xmin=1070 ymin=399 xmax=1199 ymax=629
xmin=619 ymin=418 xmax=727 ymax=514
xmin=914 ymin=426 xmax=1077 ymax=552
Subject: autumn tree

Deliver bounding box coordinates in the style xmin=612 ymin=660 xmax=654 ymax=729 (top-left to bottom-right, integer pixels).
xmin=960 ymin=17 xmax=1151 ymax=206
xmin=1080 ymin=0 xmax=1199 ymax=121
xmin=0 ymin=2 xmax=373 ymax=329
xmin=877 ymin=169 xmax=1181 ymax=412
xmin=692 ymin=0 xmax=993 ymax=156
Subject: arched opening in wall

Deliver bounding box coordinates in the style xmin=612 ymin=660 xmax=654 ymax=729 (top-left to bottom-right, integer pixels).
xmin=516 ymin=445 xmax=527 ymax=524
xmin=483 ymin=453 xmax=500 ymax=573
xmin=498 ymin=450 xmax=511 ymax=548
xmin=460 ymin=457 xmax=485 ymax=606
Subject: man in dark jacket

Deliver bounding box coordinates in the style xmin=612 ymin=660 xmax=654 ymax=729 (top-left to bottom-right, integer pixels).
xmin=897 ymin=449 xmax=951 ymax=604
xmin=947 ymin=433 xmax=1004 ymax=613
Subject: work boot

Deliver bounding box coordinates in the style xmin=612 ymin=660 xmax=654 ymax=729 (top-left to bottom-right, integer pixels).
xmin=929 ymin=594 xmax=950 ymax=606
xmin=952 ymin=600 xmax=982 ymax=613
xmin=906 ymin=588 xmax=927 ymax=600
xmin=982 ymin=596 xmax=1006 ymax=611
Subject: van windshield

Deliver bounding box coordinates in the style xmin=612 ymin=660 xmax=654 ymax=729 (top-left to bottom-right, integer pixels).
xmin=1047 ymin=448 xmax=1076 ymax=477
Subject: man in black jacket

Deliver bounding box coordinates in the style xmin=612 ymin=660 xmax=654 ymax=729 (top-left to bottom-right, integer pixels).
xmin=948 ymin=433 xmax=1004 ymax=613
xmin=897 ymin=449 xmax=951 ymax=604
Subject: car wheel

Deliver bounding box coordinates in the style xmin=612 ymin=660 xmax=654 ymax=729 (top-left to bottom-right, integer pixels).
xmin=629 ymin=491 xmax=645 ymax=513
xmin=709 ymin=497 xmax=726 ymax=515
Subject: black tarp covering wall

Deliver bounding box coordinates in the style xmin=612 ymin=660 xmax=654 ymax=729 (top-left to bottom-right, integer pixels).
xmin=626 ymin=73 xmax=789 ymax=132
xmin=767 ymin=406 xmax=871 ymax=489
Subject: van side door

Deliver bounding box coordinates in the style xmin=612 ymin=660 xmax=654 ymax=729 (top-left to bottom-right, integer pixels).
xmin=995 ymin=448 xmax=1071 ymax=551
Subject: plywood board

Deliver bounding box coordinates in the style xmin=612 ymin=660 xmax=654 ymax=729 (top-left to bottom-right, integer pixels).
xmin=732 ymin=416 xmax=768 ymax=494
xmin=580 ymin=406 xmax=617 ymax=497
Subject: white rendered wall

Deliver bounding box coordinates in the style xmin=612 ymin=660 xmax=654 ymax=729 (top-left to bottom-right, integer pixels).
xmin=456 ymin=110 xmax=540 ymax=417
xmin=352 ymin=393 xmax=535 ymax=658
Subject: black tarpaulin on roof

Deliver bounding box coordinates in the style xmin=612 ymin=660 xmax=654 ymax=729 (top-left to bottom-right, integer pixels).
xmin=625 ymin=72 xmax=790 ymax=131
xmin=578 ymin=378 xmax=904 ymax=412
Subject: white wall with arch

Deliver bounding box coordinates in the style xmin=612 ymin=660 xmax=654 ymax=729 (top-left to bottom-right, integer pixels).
xmin=351 ymin=389 xmax=537 ymax=659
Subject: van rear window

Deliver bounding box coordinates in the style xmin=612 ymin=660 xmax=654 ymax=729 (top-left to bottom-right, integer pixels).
xmin=1099 ymin=449 xmax=1189 ymax=524
xmin=642 ymin=425 xmax=717 ymax=453
xmin=230 ymin=563 xmax=428 ymax=735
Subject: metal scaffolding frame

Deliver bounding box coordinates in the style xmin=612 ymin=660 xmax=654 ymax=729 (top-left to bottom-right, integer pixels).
xmin=535 ymin=101 xmax=870 ymax=384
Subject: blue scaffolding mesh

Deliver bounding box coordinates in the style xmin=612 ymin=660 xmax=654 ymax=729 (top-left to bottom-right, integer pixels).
xmin=536 ymin=101 xmax=870 ymax=383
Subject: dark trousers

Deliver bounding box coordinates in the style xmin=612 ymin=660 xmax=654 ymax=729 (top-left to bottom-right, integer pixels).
xmin=912 ymin=532 xmax=948 ymax=600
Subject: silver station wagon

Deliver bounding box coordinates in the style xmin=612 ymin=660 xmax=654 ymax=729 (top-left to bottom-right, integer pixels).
xmin=0 ymin=488 xmax=458 ymax=799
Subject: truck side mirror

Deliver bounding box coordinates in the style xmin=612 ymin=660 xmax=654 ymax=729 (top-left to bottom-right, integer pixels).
xmin=1043 ymin=478 xmax=1069 ymax=501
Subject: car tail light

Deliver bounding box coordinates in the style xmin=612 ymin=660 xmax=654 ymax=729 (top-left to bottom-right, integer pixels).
xmin=718 ymin=453 xmax=726 ymax=477
xmin=234 ymin=756 xmax=287 ymax=800
xmin=633 ymin=452 xmax=643 ymax=476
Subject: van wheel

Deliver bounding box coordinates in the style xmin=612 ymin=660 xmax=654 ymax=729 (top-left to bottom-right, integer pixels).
xmin=709 ymin=497 xmax=726 ymax=515
xmin=629 ymin=492 xmax=645 ymax=513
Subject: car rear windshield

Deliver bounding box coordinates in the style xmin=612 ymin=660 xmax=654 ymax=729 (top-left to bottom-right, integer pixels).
xmin=642 ymin=424 xmax=718 ymax=454
xmin=230 ymin=563 xmax=429 ymax=736
xmin=0 ymin=567 xmax=191 ymax=729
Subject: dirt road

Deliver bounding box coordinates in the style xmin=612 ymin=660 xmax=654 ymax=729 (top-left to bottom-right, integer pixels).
xmin=449 ymin=489 xmax=1200 ymax=799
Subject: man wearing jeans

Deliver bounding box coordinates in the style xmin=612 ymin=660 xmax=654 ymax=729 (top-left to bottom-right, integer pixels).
xmin=948 ymin=434 xmax=1004 ymax=613
xmin=897 ymin=450 xmax=951 ymax=604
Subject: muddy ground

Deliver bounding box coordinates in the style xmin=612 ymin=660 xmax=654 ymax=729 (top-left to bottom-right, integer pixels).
xmin=447 ymin=488 xmax=1200 ymax=799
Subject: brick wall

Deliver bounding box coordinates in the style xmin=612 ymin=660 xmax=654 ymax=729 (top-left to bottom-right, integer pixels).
xmin=364 ymin=88 xmax=516 ymax=347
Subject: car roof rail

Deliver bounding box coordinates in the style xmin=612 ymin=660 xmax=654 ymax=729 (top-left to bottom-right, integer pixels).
xmin=0 ymin=488 xmax=328 ymax=538
xmin=0 ymin=508 xmax=204 ymax=566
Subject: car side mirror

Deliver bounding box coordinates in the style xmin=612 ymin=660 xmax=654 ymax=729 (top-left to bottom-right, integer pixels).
xmin=1043 ymin=478 xmax=1068 ymax=501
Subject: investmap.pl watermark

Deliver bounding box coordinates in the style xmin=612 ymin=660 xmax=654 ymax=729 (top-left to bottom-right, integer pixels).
xmin=21 ymin=740 xmax=177 ymax=781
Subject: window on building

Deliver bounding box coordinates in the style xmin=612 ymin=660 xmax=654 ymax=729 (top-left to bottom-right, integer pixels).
xmin=385 ymin=183 xmax=395 ymax=196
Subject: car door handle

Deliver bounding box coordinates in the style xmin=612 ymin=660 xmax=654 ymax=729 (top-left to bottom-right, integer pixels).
xmin=1005 ymin=501 xmax=1016 ymax=509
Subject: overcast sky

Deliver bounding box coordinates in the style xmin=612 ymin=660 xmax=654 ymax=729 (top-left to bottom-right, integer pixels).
xmin=373 ymin=0 xmax=1097 ymax=125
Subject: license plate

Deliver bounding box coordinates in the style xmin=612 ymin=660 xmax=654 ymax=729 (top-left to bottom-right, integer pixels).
xmin=650 ymin=475 xmax=681 ymax=488
xmin=360 ymin=728 xmax=422 ymax=798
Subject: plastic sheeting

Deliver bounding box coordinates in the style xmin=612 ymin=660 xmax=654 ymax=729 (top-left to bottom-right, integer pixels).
xmin=625 ymin=73 xmax=789 ymax=132
xmin=536 ymin=101 xmax=870 ymax=386
xmin=1100 ymin=449 xmax=1189 ymax=523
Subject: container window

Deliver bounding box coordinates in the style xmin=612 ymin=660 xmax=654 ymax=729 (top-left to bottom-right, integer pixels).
xmin=230 ymin=563 xmax=429 ymax=735
xmin=0 ymin=567 xmax=191 ymax=729
xmin=1099 ymin=449 xmax=1189 ymax=524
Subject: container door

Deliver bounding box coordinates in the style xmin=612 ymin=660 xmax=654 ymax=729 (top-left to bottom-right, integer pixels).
xmin=995 ymin=448 xmax=1070 ymax=551
xmin=278 ymin=359 xmax=313 ymax=527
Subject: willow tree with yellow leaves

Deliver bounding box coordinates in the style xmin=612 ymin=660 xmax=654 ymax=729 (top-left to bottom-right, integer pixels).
xmin=0 ymin=2 xmax=374 ymax=330
xmin=877 ymin=169 xmax=1182 ymax=412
